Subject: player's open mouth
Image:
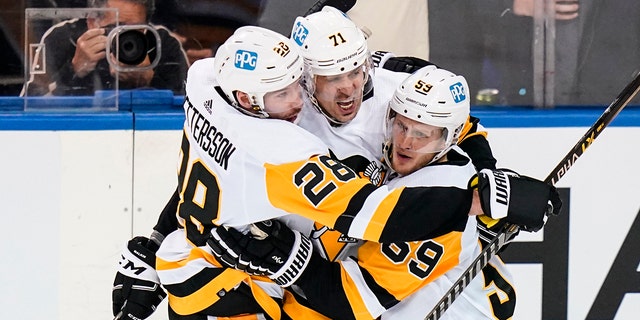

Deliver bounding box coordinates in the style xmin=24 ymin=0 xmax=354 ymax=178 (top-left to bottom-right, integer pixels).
xmin=337 ymin=100 xmax=354 ymax=110
xmin=285 ymin=115 xmax=297 ymax=123
xmin=282 ymin=112 xmax=299 ymax=123
xmin=394 ymin=149 xmax=413 ymax=160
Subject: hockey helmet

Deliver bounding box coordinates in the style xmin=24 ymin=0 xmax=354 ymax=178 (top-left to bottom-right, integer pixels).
xmin=214 ymin=26 xmax=305 ymax=118
xmin=290 ymin=6 xmax=369 ymax=76
xmin=384 ymin=65 xmax=470 ymax=163
xmin=290 ymin=6 xmax=372 ymax=124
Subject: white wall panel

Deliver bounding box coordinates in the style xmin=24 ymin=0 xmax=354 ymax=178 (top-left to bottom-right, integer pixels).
xmin=1 ymin=125 xmax=638 ymax=319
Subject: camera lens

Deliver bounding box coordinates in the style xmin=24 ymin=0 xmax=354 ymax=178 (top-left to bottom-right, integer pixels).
xmin=113 ymin=29 xmax=148 ymax=65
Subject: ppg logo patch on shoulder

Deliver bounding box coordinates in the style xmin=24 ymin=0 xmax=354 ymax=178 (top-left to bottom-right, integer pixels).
xmin=291 ymin=21 xmax=309 ymax=46
xmin=450 ymin=82 xmax=466 ymax=103
xmin=235 ymin=50 xmax=258 ymax=70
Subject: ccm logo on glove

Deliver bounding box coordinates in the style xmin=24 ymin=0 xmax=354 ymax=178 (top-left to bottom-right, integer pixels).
xmin=117 ymin=240 xmax=160 ymax=283
xmin=119 ymin=256 xmax=147 ymax=276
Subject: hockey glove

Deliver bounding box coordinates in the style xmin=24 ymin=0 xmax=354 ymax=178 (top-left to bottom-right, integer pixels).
xmin=207 ymin=220 xmax=313 ymax=287
xmin=475 ymin=168 xmax=562 ymax=232
xmin=372 ymin=50 xmax=438 ymax=73
xmin=207 ymin=225 xmax=248 ymax=269
xmin=113 ymin=236 xmax=167 ymax=320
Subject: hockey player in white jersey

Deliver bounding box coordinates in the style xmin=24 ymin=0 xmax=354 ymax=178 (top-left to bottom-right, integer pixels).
xmin=109 ymin=9 xmax=474 ymax=320
xmin=288 ymin=6 xmax=499 ymax=264
xmin=112 ymin=8 xmax=559 ymax=320
xmin=116 ymin=25 xmax=554 ymax=320
xmin=208 ymin=66 xmax=561 ymax=319
xmin=294 ymin=6 xmax=498 ymax=180
xmin=284 ymin=10 xmax=522 ymax=319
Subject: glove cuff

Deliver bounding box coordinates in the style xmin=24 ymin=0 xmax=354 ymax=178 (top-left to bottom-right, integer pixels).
xmin=149 ymin=230 xmax=164 ymax=250
xmin=479 ymin=168 xmax=519 ymax=219
xmin=371 ymin=50 xmax=395 ymax=68
xmin=118 ymin=238 xmax=161 ymax=283
xmin=269 ymin=231 xmax=313 ymax=287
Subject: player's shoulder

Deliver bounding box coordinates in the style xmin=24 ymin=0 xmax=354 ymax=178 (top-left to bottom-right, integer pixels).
xmin=189 ymin=57 xmax=215 ymax=76
xmin=251 ymin=120 xmax=328 ymax=163
xmin=185 ymin=58 xmax=217 ymax=91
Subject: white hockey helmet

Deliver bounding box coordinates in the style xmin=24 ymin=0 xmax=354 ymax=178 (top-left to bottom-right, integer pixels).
xmin=384 ymin=65 xmax=470 ymax=163
xmin=290 ymin=6 xmax=372 ymax=125
xmin=214 ymin=26 xmax=305 ymax=118
xmin=291 ymin=6 xmax=369 ymax=76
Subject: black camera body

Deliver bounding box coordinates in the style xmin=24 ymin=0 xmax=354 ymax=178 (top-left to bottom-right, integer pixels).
xmin=105 ymin=24 xmax=161 ymax=70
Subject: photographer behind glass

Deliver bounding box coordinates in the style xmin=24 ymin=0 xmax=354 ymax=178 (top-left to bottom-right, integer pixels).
xmin=25 ymin=0 xmax=188 ymax=96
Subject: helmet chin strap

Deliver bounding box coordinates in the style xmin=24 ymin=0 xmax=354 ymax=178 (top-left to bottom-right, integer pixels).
xmin=310 ymin=95 xmax=348 ymax=127
xmin=381 ymin=140 xmax=397 ymax=181
xmin=428 ymin=147 xmax=450 ymax=166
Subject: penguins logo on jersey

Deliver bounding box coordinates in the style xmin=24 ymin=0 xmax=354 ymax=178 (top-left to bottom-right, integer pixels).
xmin=311 ymin=222 xmax=359 ymax=262
xmin=306 ymin=154 xmax=384 ymax=261
xmin=338 ymin=154 xmax=386 ymax=186
xmin=363 ymin=161 xmax=385 ymax=186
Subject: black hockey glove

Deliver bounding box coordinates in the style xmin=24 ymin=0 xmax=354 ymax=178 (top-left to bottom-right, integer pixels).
xmin=207 ymin=225 xmax=248 ymax=269
xmin=207 ymin=220 xmax=313 ymax=287
xmin=372 ymin=50 xmax=438 ymax=73
xmin=113 ymin=236 xmax=167 ymax=320
xmin=475 ymin=168 xmax=562 ymax=232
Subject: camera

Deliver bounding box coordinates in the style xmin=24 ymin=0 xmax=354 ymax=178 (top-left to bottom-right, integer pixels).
xmin=105 ymin=24 xmax=161 ymax=71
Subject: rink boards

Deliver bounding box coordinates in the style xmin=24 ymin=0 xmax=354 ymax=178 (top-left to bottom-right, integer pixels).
xmin=1 ymin=107 xmax=639 ymax=319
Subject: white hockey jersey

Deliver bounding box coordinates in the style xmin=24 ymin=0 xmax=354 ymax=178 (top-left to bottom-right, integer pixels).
xmin=156 ymin=58 xmax=478 ymax=318
xmin=380 ymin=150 xmax=516 ymax=319
xmin=296 ymin=67 xmax=408 ymax=262
xmin=292 ymin=146 xmax=511 ymax=320
xmin=170 ymin=58 xmax=431 ymax=244
xmin=291 ymin=76 xmax=517 ymax=318
xmin=382 ymin=253 xmax=516 ymax=319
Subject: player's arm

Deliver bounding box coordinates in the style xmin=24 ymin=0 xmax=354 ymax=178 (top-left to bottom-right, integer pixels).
xmin=458 ymin=115 xmax=498 ymax=171
xmin=372 ymin=50 xmax=437 ymax=73
xmin=207 ymin=219 xmax=468 ymax=320
xmin=112 ymin=188 xmax=180 ymax=319
xmin=207 ymin=221 xmax=366 ymax=320
xmin=265 ymin=154 xmax=472 ymax=242
xmin=150 ymin=187 xmax=180 ymax=245
xmin=265 ymin=155 xmax=558 ymax=243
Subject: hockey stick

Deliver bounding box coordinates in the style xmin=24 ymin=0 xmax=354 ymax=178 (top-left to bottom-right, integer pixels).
xmin=305 ymin=0 xmax=357 ymax=16
xmin=425 ymin=70 xmax=640 ymax=320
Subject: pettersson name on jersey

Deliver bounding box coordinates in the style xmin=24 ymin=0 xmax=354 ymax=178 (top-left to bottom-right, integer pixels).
xmin=185 ymin=101 xmax=236 ymax=170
